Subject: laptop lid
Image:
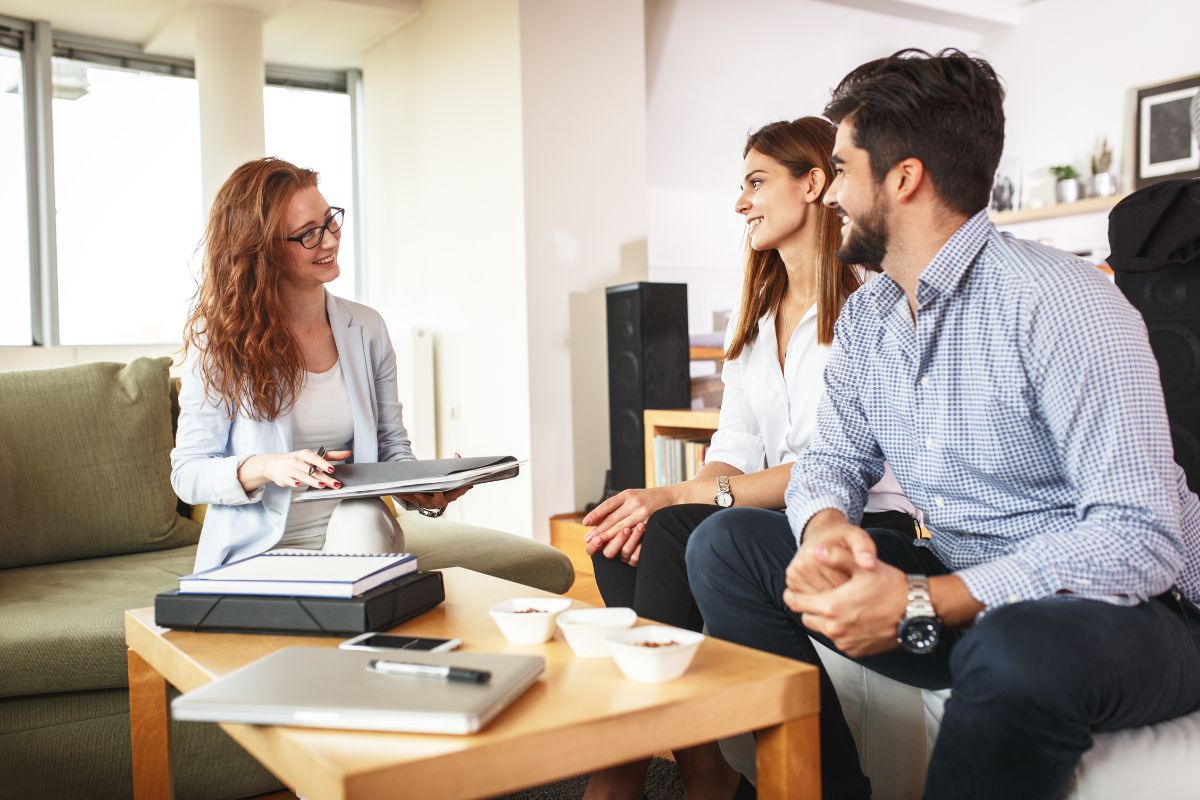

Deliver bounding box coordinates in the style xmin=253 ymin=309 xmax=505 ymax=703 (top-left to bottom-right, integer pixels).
xmin=171 ymin=647 xmax=545 ymax=735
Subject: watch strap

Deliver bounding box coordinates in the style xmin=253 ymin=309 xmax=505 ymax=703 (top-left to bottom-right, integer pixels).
xmin=715 ymin=475 xmax=732 ymax=505
xmin=904 ymin=574 xmax=936 ymax=620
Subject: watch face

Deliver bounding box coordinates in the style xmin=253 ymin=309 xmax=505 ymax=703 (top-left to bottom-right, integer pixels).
xmin=715 ymin=492 xmax=734 ymax=508
xmin=898 ymin=616 xmax=940 ymax=654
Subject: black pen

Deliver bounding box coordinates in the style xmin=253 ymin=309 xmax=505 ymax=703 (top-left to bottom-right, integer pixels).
xmin=368 ymin=659 xmax=492 ymax=684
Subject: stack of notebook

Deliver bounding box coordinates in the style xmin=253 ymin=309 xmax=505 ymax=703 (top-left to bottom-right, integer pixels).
xmin=155 ymin=551 xmax=444 ymax=636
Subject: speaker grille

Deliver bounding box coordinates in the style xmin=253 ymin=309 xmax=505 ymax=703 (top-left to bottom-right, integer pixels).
xmin=605 ymin=283 xmax=689 ymax=491
xmin=1117 ymin=266 xmax=1200 ymax=491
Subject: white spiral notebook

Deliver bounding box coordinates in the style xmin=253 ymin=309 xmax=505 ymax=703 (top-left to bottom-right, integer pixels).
xmin=178 ymin=550 xmax=417 ymax=598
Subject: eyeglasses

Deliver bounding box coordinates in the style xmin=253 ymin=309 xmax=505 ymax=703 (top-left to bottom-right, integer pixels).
xmin=286 ymin=207 xmax=345 ymax=249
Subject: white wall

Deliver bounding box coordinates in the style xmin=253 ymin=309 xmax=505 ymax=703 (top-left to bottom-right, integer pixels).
xmin=982 ymin=0 xmax=1200 ymax=209
xmin=362 ymin=0 xmax=534 ymax=536
xmin=362 ymin=0 xmax=649 ymax=539
xmin=981 ymin=0 xmax=1200 ymax=260
xmin=646 ymin=0 xmax=1200 ymax=331
xmin=518 ymin=0 xmax=649 ymax=530
xmin=644 ymin=0 xmax=985 ymax=333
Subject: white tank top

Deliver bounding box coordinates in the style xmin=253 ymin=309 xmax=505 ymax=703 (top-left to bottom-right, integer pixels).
xmin=279 ymin=360 xmax=355 ymax=547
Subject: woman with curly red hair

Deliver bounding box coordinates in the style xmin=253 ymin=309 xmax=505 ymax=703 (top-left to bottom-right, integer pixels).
xmin=172 ymin=157 xmax=463 ymax=571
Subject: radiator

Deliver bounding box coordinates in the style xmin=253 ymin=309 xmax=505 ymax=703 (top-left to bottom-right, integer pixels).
xmin=404 ymin=326 xmax=436 ymax=458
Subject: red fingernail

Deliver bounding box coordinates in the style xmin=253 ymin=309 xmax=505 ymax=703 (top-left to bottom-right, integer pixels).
xmin=293 ymin=481 xmax=301 ymax=487
xmin=334 ymin=482 xmax=342 ymax=488
xmin=319 ymin=482 xmax=326 ymax=487
xmin=326 ymin=467 xmax=335 ymax=473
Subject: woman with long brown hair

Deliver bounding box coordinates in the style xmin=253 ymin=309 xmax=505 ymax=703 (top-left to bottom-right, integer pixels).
xmin=582 ymin=117 xmax=914 ymax=799
xmin=172 ymin=157 xmax=464 ymax=571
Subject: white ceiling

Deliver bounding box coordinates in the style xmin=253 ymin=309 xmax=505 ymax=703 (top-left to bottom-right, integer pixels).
xmin=0 ymin=0 xmax=420 ymax=70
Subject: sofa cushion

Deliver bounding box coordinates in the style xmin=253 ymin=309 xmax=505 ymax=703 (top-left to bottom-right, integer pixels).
xmin=399 ymin=509 xmax=574 ymax=594
xmin=0 ymin=546 xmax=199 ymax=698
xmin=0 ymin=358 xmax=199 ymax=568
xmin=0 ymin=516 xmax=571 ymax=699
xmin=923 ymin=688 xmax=1200 ymax=800
xmin=0 ymin=688 xmax=281 ymax=800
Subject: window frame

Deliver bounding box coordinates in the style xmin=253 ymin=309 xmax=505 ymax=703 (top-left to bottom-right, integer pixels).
xmin=1 ymin=17 xmax=365 ymax=348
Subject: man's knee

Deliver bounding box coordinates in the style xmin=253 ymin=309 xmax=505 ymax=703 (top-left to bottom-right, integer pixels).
xmin=950 ymin=603 xmax=1082 ymax=714
xmin=684 ymin=508 xmax=748 ymax=578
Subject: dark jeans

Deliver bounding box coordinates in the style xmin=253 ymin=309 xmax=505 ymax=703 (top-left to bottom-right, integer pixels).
xmin=684 ymin=507 xmax=1200 ymax=800
xmin=591 ymin=504 xmax=916 ymax=632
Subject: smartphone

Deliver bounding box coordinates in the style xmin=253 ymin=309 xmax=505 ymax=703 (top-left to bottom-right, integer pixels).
xmin=339 ymin=632 xmax=462 ymax=653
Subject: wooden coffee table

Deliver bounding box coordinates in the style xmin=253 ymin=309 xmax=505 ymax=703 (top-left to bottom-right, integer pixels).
xmin=125 ymin=568 xmax=819 ymax=799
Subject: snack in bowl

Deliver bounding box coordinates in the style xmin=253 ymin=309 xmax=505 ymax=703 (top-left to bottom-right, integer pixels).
xmin=606 ymin=625 xmax=704 ymax=683
xmin=556 ymin=607 xmax=637 ymax=658
xmin=488 ymin=597 xmax=572 ymax=643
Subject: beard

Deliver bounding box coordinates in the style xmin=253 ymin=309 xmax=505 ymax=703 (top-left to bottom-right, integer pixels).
xmin=837 ymin=191 xmax=890 ymax=269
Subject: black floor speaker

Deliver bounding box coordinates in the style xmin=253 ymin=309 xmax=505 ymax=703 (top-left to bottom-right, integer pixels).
xmin=1116 ymin=264 xmax=1200 ymax=492
xmin=605 ymin=282 xmax=690 ymax=492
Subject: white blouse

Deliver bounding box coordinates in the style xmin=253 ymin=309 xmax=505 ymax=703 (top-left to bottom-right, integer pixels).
xmin=706 ymin=302 xmax=915 ymax=516
xmin=278 ymin=360 xmax=356 ymax=547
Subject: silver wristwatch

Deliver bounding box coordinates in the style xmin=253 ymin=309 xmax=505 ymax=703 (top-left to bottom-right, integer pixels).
xmin=714 ymin=476 xmax=734 ymax=508
xmin=897 ymin=574 xmax=941 ymax=654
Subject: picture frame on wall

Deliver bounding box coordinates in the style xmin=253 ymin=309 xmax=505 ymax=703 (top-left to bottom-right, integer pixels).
xmin=989 ymin=154 xmax=1022 ymax=214
xmin=1135 ymin=73 xmax=1200 ymax=189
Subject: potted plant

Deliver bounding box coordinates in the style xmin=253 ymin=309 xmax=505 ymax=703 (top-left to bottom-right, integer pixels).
xmin=1050 ymin=164 xmax=1081 ymax=204
xmin=1091 ymin=138 xmax=1117 ymax=197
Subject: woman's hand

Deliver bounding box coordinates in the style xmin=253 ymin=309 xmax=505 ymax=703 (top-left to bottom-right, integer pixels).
xmin=396 ymin=451 xmax=470 ymax=515
xmin=582 ymin=486 xmax=678 ymax=557
xmin=395 ymin=486 xmax=471 ymax=515
xmin=237 ymin=449 xmax=352 ymax=492
xmin=599 ymin=521 xmax=648 ymax=565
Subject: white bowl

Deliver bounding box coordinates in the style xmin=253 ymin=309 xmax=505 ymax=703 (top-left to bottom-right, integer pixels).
xmin=488 ymin=597 xmax=572 ymax=643
xmin=606 ymin=625 xmax=705 ymax=683
xmin=556 ymin=607 xmax=638 ymax=658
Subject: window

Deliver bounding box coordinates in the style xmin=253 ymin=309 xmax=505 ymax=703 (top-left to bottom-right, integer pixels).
xmin=264 ymin=84 xmax=357 ymax=298
xmin=0 ymin=44 xmax=32 ymax=345
xmin=51 ymin=58 xmax=203 ymax=345
xmin=4 ymin=19 xmax=361 ymax=349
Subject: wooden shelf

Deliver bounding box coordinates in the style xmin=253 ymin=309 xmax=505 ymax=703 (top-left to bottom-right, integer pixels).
xmin=989 ymin=192 xmax=1129 ymax=225
xmin=689 ymin=345 xmax=725 ymax=361
xmin=643 ymin=408 xmax=720 ymax=487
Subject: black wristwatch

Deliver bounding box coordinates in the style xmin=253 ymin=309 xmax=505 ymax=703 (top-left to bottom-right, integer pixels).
xmin=897 ymin=574 xmax=942 ymax=654
xmin=714 ymin=476 xmax=734 ymax=508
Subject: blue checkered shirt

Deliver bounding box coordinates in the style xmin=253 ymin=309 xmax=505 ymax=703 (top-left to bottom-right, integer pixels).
xmin=786 ymin=210 xmax=1200 ymax=609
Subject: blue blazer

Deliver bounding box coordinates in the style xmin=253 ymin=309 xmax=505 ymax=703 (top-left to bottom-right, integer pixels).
xmin=171 ymin=292 xmax=415 ymax=572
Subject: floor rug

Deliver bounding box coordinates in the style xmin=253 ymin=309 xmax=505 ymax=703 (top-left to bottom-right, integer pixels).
xmin=490 ymin=757 xmax=684 ymax=799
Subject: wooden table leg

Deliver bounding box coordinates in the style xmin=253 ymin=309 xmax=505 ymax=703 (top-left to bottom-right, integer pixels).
xmin=756 ymin=714 xmax=820 ymax=800
xmin=128 ymin=648 xmax=174 ymax=800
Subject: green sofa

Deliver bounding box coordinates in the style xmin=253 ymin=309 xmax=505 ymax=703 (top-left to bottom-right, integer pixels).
xmin=0 ymin=358 xmax=573 ymax=800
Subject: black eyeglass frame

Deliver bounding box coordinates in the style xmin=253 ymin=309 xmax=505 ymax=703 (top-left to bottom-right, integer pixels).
xmin=286 ymin=207 xmax=345 ymax=249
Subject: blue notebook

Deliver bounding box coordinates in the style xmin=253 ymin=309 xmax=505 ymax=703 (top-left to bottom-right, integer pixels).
xmin=179 ymin=550 xmax=417 ymax=598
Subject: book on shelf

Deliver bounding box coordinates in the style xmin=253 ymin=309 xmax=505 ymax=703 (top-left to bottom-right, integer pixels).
xmin=179 ymin=551 xmax=418 ymax=598
xmin=652 ymin=435 xmax=709 ymax=485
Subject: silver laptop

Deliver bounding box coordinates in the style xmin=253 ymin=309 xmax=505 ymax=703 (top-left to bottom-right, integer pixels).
xmin=171 ymin=647 xmax=545 ymax=735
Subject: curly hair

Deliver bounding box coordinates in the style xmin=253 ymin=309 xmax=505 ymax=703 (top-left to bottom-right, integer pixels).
xmin=182 ymin=157 xmax=319 ymax=421
xmin=726 ymin=117 xmax=864 ymax=358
